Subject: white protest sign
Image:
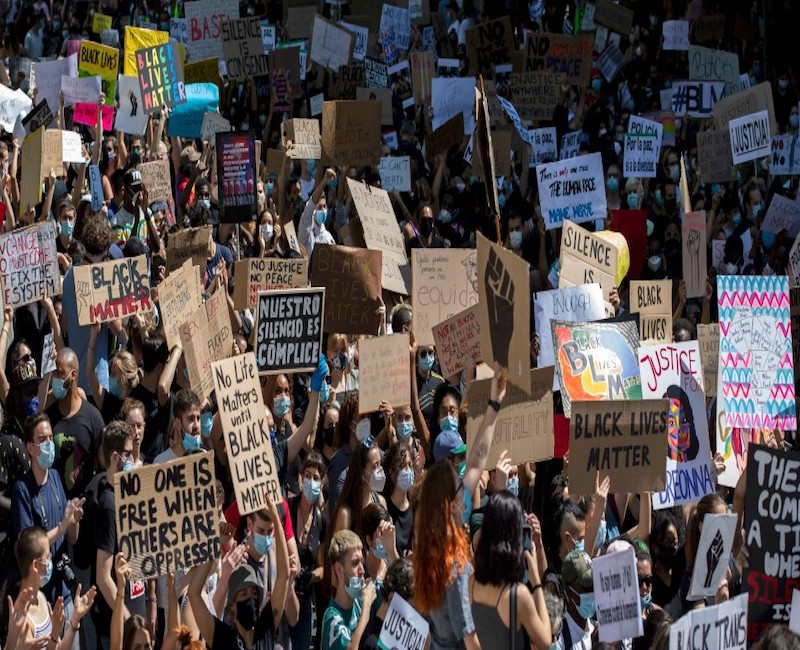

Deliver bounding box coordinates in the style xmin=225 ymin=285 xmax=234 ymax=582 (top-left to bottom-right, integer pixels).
xmin=184 ymin=0 xmax=239 ymax=62
xmin=771 ymin=134 xmax=800 ymax=175
xmin=115 ymin=75 xmax=149 ymax=136
xmin=789 ymin=237 xmax=800 ymax=287
xmin=61 ymin=74 xmax=102 ymax=106
xmin=378 ymin=593 xmax=430 ymax=650
xmin=593 ymin=547 xmax=643 ymax=643
xmin=497 ymin=95 xmax=535 ymax=146
xmin=662 ymin=20 xmax=689 ymax=50
xmin=432 ymin=77 xmax=477 ymax=134
xmin=61 ymin=131 xmax=83 ymax=163
xmin=729 ymin=109 xmax=771 ymax=165
xmin=31 ymin=54 xmax=77 ymax=116
xmin=597 ymin=43 xmax=625 ymax=82
xmin=380 ymin=4 xmax=411 ymax=50
xmin=624 ymin=115 xmax=663 ymax=178
xmin=201 ymin=112 xmax=231 ymax=139
xmin=668 ymin=593 xmax=747 ymax=650
xmin=536 ymin=152 xmax=607 ymax=230
xmin=170 ymin=18 xmax=188 ymax=44
xmin=791 ymin=590 xmax=800 ymax=636
xmin=340 ymin=21 xmax=368 ymax=62
xmin=534 ymin=284 xmax=605 ymax=389
xmin=688 ymin=513 xmax=737 ymax=601
xmin=0 ymin=85 xmax=32 ymax=132
xmin=260 ymin=24 xmax=276 ymax=53
xmin=762 ymin=193 xmax=800 ymax=237
xmin=378 ymin=156 xmax=411 ymax=192
xmin=529 ymin=127 xmax=557 ymax=166
xmin=310 ymin=15 xmax=353 ymax=72
xmin=560 ymin=131 xmax=581 ymax=160
xmin=310 ymin=93 xmax=324 ymax=117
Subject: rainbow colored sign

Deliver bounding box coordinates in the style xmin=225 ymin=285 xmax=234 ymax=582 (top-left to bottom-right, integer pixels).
xmin=717 ymin=275 xmax=796 ymax=430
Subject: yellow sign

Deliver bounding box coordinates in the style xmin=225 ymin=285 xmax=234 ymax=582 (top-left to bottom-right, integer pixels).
xmin=123 ymin=26 xmax=169 ymax=76
xmin=92 ymin=13 xmax=112 ymax=33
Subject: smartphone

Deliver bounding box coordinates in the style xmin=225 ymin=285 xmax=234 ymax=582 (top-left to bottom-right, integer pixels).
xmin=522 ymin=525 xmax=533 ymax=552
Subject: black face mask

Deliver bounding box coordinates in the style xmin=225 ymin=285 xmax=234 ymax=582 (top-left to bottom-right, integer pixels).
xmin=236 ymin=596 xmax=259 ymax=631
xmin=658 ymin=543 xmax=677 ymax=564
xmin=665 ymin=198 xmax=677 ymax=214
xmin=419 ymin=219 xmax=433 ymax=236
xmin=323 ymin=426 xmax=335 ymax=446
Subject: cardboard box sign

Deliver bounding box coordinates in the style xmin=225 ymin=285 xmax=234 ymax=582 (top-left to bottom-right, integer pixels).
xmin=321 ymin=100 xmax=382 ymax=166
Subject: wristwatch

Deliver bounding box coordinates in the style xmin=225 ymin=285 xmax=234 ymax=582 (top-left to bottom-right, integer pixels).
xmin=488 ymin=399 xmax=501 ymax=412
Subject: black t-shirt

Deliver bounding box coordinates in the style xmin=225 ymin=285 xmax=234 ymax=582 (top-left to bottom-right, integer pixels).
xmin=100 ymin=392 xmax=124 ymax=425
xmin=386 ymin=498 xmax=413 ymax=555
xmin=47 ymin=399 xmax=104 ymax=498
xmin=288 ymin=494 xmax=328 ymax=603
xmin=212 ymin=606 xmax=275 ymax=650
xmin=129 ymin=384 xmax=173 ymax=463
xmin=359 ymin=615 xmax=385 ymax=650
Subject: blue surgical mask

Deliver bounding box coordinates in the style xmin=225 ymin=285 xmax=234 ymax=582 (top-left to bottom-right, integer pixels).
xmin=60 ymin=220 xmax=74 ymax=236
xmin=732 ymin=211 xmax=742 ymax=226
xmin=641 ymin=592 xmax=652 ymax=609
xmin=24 ymin=397 xmax=40 ymax=417
xmin=438 ymin=209 xmax=452 ymax=224
xmin=37 ymin=440 xmax=55 ymax=470
xmin=509 ymin=230 xmax=523 ymax=249
xmin=396 ymin=420 xmax=414 ymax=440
xmin=626 ymin=192 xmax=638 ymax=209
xmin=302 ymin=478 xmax=321 ymax=503
xmin=439 ymin=415 xmax=459 ymax=432
xmin=40 ymin=558 xmax=53 ymax=587
xmin=314 ymin=209 xmax=327 ymax=226
xmin=199 ymin=199 xmax=211 ymax=209
xmin=762 ymin=230 xmax=776 ymax=249
xmin=201 ymin=411 xmax=214 ymax=437
xmin=345 ymin=575 xmax=364 ymax=600
xmin=606 ymin=177 xmax=619 ymax=193
xmin=592 ymin=78 xmax=602 ymax=93
xmin=373 ymin=539 xmax=389 ymax=561
xmin=498 ymin=193 xmax=507 ymax=210
xmin=273 ymin=395 xmax=291 ymax=418
xmin=108 ymin=376 xmax=123 ymax=398
xmin=507 ymin=476 xmax=519 ymax=497
xmin=654 ymin=189 xmax=664 ymax=206
xmin=396 ymin=467 xmax=415 ymax=493
xmin=572 ymin=538 xmax=585 ymax=554
xmin=52 ymin=376 xmax=68 ymax=401
xmin=595 ymin=519 xmax=607 ymax=547
xmin=458 ymin=460 xmax=466 ymax=478
xmin=122 ymin=459 xmax=135 ymax=472
xmin=418 ymin=354 xmax=434 ymax=372
xmin=182 ymin=432 xmax=201 ymax=453
xmin=253 ymin=532 xmax=273 ymax=556
xmin=576 ymin=591 xmax=596 ymax=619
xmin=307 ymin=159 xmax=317 ymax=176
xmin=711 ymin=183 xmax=721 ymax=196
xmin=648 ymin=255 xmax=662 ymax=272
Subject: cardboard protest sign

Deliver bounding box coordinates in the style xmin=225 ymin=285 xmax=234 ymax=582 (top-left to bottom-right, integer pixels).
xmin=689 ymin=45 xmax=742 ymax=96
xmin=680 ymin=211 xmax=708 ymax=300
xmin=662 ymin=20 xmax=689 ymax=50
xmin=321 ymin=100 xmax=382 ymax=166
xmin=335 ymin=63 xmax=363 ymax=100
xmin=358 ymin=333 xmax=411 ymax=414
xmin=522 ymin=33 xmax=592 ymax=88
xmin=135 ymin=43 xmax=186 ymax=113
xmin=623 ymin=115 xmax=662 ymax=178
xmin=560 ymin=131 xmax=581 ymax=160
xmin=639 ymin=341 xmax=714 ymax=509
xmin=216 ymin=132 xmax=257 ymax=223
xmin=180 ymin=289 xmax=233 ymax=400
xmin=688 ymin=513 xmax=737 ymax=601
xmin=184 ymin=57 xmax=221 ymax=87
xmin=73 ymin=256 xmax=153 ymax=325
xmin=0 ymin=222 xmax=61 ymax=308
xmin=629 ymin=280 xmax=672 ymax=344
xmin=534 ymin=284 xmax=605 ymax=385
xmin=713 ymin=81 xmax=776 ymax=135
xmin=670 ymin=80 xmax=724 ymax=118
xmin=233 ymin=258 xmax=307 ymax=309
xmin=432 ymin=305 xmax=481 ymax=378
xmin=669 ymin=593 xmax=747 ymax=649
xmin=729 ymin=109 xmax=770 ymax=165
xmin=79 ymin=41 xmax=118 ymax=106
xmin=310 ymin=244 xmax=382 ymax=334
xmin=761 ymin=194 xmax=800 ymax=237
xmin=594 ymin=0 xmax=633 ymax=34
xmin=158 ymin=260 xmax=203 ymax=350
xmin=426 ymin=113 xmax=464 ymax=163
xmin=282 ymin=119 xmax=321 ymax=159
xmin=310 ymin=15 xmax=354 ymax=72
xmin=558 ymin=221 xmax=618 ymax=299
xmin=770 ymin=134 xmax=800 ymax=176
xmin=593 ymin=547 xmax=643 ymax=643
xmin=221 ymin=18 xmax=269 ymax=79
xmin=183 ymin=0 xmax=239 ymax=62
xmin=212 ymin=353 xmax=282 ymax=514
xmin=339 ymin=21 xmax=367 ymax=62
xmin=378 ymin=157 xmax=411 ymax=192
xmin=431 ymin=77 xmax=477 ymax=134
xmin=552 ymin=319 xmax=641 ymax=418
xmin=697 ymin=323 xmax=718 ymax=398
xmin=697 ymin=129 xmax=734 ymax=183
xmin=569 ymin=399 xmax=668 ymax=496
xmin=124 ymin=26 xmax=169 ymax=75
xmin=137 ymin=160 xmax=173 ymax=204
xmin=465 ymin=16 xmax=513 ymax=74
xmin=355 ymin=87 xmax=392 ymax=125
xmin=717 ymin=275 xmax=796 ymax=430
xmin=409 ymin=51 xmax=435 ymax=106
xmin=466 ymin=367 xmax=555 ymax=465
xmin=255 ymin=288 xmax=323 ymax=374
xmin=477 ymin=233 xmax=531 ymax=394
xmin=411 ymin=249 xmax=478 ymax=347
xmin=114 ymin=452 xmax=219 ymax=580
xmin=378 ymin=593 xmax=429 ymax=650
xmin=508 ymin=72 xmax=561 ymax=122
xmin=744 ymin=445 xmax=800 ymax=640
xmin=537 ymin=152 xmax=607 ymax=230
xmin=167 ymin=226 xmax=210 ymax=273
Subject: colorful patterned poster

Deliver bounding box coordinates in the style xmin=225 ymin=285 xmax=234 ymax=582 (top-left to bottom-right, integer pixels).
xmin=551 ymin=319 xmax=642 ymax=418
xmin=717 ymin=275 xmax=796 ymax=430
xmin=639 ymin=341 xmax=714 ymax=509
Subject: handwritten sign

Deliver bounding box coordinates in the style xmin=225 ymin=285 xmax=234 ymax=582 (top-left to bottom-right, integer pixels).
xmin=537 ymin=152 xmax=607 ymax=230
xmin=135 ymin=43 xmax=186 ymax=113
xmin=233 ymin=258 xmax=307 ymax=309
xmin=79 ymin=41 xmax=118 ymax=106
xmin=282 ymin=118 xmax=321 ymax=159
xmin=310 ymin=14 xmax=354 ymax=72
xmin=697 ymin=323 xmax=719 ymax=397
xmin=697 ymin=129 xmax=735 ymax=183
xmin=431 ymin=76 xmax=477 ymax=134
xmin=92 ymin=13 xmax=112 ymax=33
xmin=712 ymin=81 xmax=776 ymax=134
xmin=522 ymin=33 xmax=592 ymax=88
xmin=669 ymin=593 xmax=747 ymax=649
xmin=221 ymin=18 xmax=269 ymax=79
xmin=0 ymin=222 xmax=61 ymax=308
xmin=137 ymin=159 xmax=173 ymax=204
xmin=762 ymin=194 xmax=800 ymax=238
xmin=73 ymin=256 xmax=153 ymax=325
xmin=321 ymin=100 xmax=381 ymax=166
xmin=378 ymin=156 xmax=411 ymax=192
xmin=432 ymin=305 xmax=481 ymax=378
xmin=183 ymin=0 xmax=239 ymax=62
xmin=114 ymin=452 xmax=219 ymax=580
xmin=630 ymin=280 xmax=672 ymax=344
xmin=593 ymin=0 xmax=633 ymax=35
xmin=559 ymin=220 xmax=618 ymax=299
xmin=158 ymin=260 xmax=202 ymax=351
xmin=180 ymin=289 xmax=233 ymax=400
xmin=358 ymin=333 xmax=410 ymax=414
xmin=255 ymin=288 xmax=324 ymax=374
xmin=624 ymin=115 xmax=662 ymax=178
xmin=662 ymin=20 xmax=689 ymax=50
xmin=61 ymin=74 xmax=101 ymax=106
xmin=212 ymin=353 xmax=281 ymax=515
xmin=465 ymin=16 xmax=513 ymax=74
xmin=167 ymin=226 xmax=210 ymax=273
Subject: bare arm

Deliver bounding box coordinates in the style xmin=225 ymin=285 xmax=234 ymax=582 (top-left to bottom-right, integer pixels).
xmin=0 ymin=305 xmax=13 ymax=404
xmin=42 ymin=294 xmax=63 ymax=352
xmin=625 ymin=492 xmax=652 ymax=542
xmin=267 ymin=495 xmax=290 ymax=625
xmin=286 ymin=391 xmax=320 ymax=464
xmin=116 ymin=130 xmax=128 ymax=170
xmin=187 ymin=560 xmax=216 ymax=644
xmin=158 ymin=344 xmax=182 ymax=406
xmin=462 ymin=373 xmax=506 ymax=496
xmin=40 ymin=169 xmax=56 ymax=222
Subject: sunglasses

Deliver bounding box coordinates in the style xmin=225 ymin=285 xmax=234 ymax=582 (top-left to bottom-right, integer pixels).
xmin=639 ymin=575 xmax=653 ymax=587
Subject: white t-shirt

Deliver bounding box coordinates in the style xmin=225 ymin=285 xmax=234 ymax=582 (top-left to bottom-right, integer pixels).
xmin=558 ymin=612 xmax=595 ymax=650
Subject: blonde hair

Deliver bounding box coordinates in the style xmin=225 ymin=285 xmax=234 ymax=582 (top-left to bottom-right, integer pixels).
xmin=112 ymin=350 xmax=142 ymax=390
xmin=328 ymin=529 xmax=362 ymax=565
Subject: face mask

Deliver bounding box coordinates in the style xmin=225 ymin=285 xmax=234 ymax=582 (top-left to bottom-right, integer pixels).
xmin=647 ymin=255 xmax=662 ymax=272
xmin=649 ymin=14 xmax=658 ymax=26
xmin=627 ymin=192 xmax=638 ymax=209
xmin=658 ymin=543 xmax=677 ymax=563
xmin=458 ymin=460 xmax=466 ymax=478
xmin=415 ymin=353 xmax=434 ymax=376
xmin=753 ymin=203 xmax=763 ymax=219
xmin=641 ymin=592 xmax=652 ymax=609
xmin=627 ymin=97 xmax=636 ymax=111
xmin=60 ymin=220 xmax=74 ymax=236
xmin=419 ymin=219 xmax=433 ymax=236
xmin=595 ymin=519 xmax=607 ymax=547
xmin=314 ymin=209 xmax=327 ymax=226
xmin=454 ymin=177 xmax=466 ymax=193
xmin=440 ymin=415 xmax=459 ymax=432
xmin=182 ymin=431 xmax=202 ymax=453
xmin=613 ymin=141 xmax=622 ymax=157
xmin=373 ymin=539 xmax=389 ymax=561
xmin=791 ymin=115 xmax=800 ymax=129
xmin=323 ymin=426 xmax=336 ymax=446
xmin=753 ymin=64 xmax=762 ymax=78
xmin=241 ymin=123 xmax=250 ymax=131
xmin=571 ymin=536 xmax=585 ymax=554
xmin=669 ymin=164 xmax=680 ymax=182
xmin=266 ymin=181 xmax=274 ymax=197
xmin=37 ymin=440 xmax=55 ymax=470
xmin=253 ymin=531 xmax=274 ymax=556
xmin=345 ymin=575 xmax=364 ymax=600
xmin=52 ymin=376 xmax=69 ymax=401
xmin=576 ymin=591 xmax=596 ymax=619
xmin=273 ymin=395 xmax=291 ymax=419
xmin=259 ymin=114 xmax=268 ymax=126
xmin=62 ymin=29 xmax=69 ymax=39
xmin=725 ymin=262 xmax=739 ymax=274
xmin=396 ymin=420 xmax=414 ymax=440
xmin=330 ymin=352 xmax=349 ymax=372
xmin=665 ymin=197 xmax=677 ymax=213
xmin=199 ymin=199 xmax=211 ymax=209
xmin=762 ymin=230 xmax=776 ymax=249
xmin=507 ymin=476 xmax=519 ymax=497
xmin=461 ymin=483 xmax=472 ymax=524
xmin=438 ymin=209 xmax=453 ymax=224
xmin=711 ymin=183 xmax=721 ymax=196
xmin=732 ymin=211 xmax=742 ymax=226
xmin=201 ymin=412 xmax=214 ymax=437
xmin=654 ymin=189 xmax=663 ymax=206
xmin=39 ymin=558 xmax=53 ymax=587
xmin=302 ymin=478 xmax=321 ymax=503
xmin=160 ymin=21 xmax=169 ymax=30
xmin=396 ymin=467 xmax=415 ymax=493
xmin=591 ymin=78 xmax=602 ymax=93
xmin=606 ymin=177 xmax=619 ymax=193
xmin=369 ymin=467 xmax=387 ymax=492
xmin=108 ymin=376 xmax=124 ymax=398
xmin=307 ymin=160 xmax=317 ymax=176
xmin=122 ymin=458 xmax=135 ymax=472
xmin=509 ymin=230 xmax=523 ymax=249
xmin=236 ymin=596 xmax=259 ymax=630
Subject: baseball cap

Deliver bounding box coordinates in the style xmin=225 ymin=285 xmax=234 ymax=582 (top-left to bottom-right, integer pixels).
xmin=12 ymin=355 xmax=41 ymax=388
xmin=562 ymin=550 xmax=593 ymax=589
xmin=180 ymin=146 xmax=201 ymax=168
xmin=433 ymin=430 xmax=467 ymax=463
xmin=124 ymin=168 xmax=143 ymax=188
xmin=226 ymin=564 xmax=263 ymax=610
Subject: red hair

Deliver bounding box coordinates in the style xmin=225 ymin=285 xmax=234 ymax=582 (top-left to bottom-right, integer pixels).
xmin=413 ymin=460 xmax=471 ymax=616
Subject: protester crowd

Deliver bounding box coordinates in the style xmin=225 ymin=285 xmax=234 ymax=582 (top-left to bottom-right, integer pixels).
xmin=0 ymin=0 xmax=798 ymax=649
